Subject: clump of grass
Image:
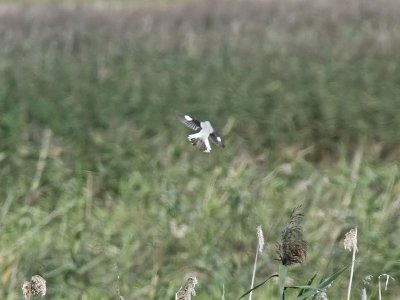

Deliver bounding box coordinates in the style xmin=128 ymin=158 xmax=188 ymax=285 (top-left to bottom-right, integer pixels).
xmin=22 ymin=275 xmax=46 ymax=300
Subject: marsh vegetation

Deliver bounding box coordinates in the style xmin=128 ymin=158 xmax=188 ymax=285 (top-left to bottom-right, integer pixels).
xmin=0 ymin=0 xmax=399 ymax=298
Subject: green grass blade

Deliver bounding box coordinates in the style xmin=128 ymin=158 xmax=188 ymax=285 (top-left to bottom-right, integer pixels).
xmin=296 ymin=265 xmax=350 ymax=300
xmin=297 ymin=273 xmax=318 ymax=297
xmin=236 ymin=274 xmax=278 ymax=300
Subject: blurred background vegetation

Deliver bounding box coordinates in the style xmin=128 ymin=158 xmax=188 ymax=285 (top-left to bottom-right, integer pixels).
xmin=0 ymin=0 xmax=399 ymax=299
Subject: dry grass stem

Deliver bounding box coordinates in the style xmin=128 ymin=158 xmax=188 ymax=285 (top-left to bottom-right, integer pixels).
xmin=249 ymin=225 xmax=265 ymax=300
xmin=378 ymin=274 xmax=395 ymax=300
xmin=114 ymin=264 xmax=125 ymax=300
xmin=344 ymin=228 xmax=358 ymax=300
xmin=360 ymin=288 xmax=367 ymax=300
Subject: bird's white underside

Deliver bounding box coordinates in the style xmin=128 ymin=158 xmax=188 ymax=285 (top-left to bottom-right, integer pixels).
xmin=188 ymin=132 xmax=212 ymax=152
xmin=204 ymin=139 xmax=211 ymax=152
xmin=200 ymin=121 xmax=214 ymax=135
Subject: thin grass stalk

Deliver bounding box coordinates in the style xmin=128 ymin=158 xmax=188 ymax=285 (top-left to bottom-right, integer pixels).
xmin=249 ymin=226 xmax=264 ymax=300
xmin=345 ymin=228 xmax=358 ymax=300
xmin=378 ymin=274 xmax=394 ymax=300
xmin=378 ymin=278 xmax=382 ymax=300
xmin=346 ymin=246 xmax=356 ymax=300
xmin=248 ymin=247 xmax=259 ymax=300
xmin=360 ymin=287 xmax=367 ymax=300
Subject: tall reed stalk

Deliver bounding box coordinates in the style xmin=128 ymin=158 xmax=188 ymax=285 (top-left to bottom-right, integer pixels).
xmin=344 ymin=228 xmax=358 ymax=300
xmin=249 ymin=226 xmax=264 ymax=300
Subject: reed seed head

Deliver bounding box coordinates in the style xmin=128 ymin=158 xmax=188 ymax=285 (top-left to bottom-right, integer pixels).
xmin=344 ymin=228 xmax=358 ymax=252
xmin=256 ymin=225 xmax=265 ymax=253
xmin=362 ymin=275 xmax=373 ymax=286
xmin=175 ymin=276 xmax=198 ymax=300
xmin=277 ymin=205 xmax=307 ymax=265
xmin=22 ymin=275 xmax=46 ymax=299
xmin=315 ymin=291 xmax=329 ymax=300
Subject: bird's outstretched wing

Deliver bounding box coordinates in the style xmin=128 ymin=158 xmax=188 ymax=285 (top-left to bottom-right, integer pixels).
xmin=210 ymin=132 xmax=225 ymax=148
xmin=176 ymin=112 xmax=201 ymax=131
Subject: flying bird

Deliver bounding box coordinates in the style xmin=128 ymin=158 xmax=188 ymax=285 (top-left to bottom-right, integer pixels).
xmin=176 ymin=112 xmax=225 ymax=153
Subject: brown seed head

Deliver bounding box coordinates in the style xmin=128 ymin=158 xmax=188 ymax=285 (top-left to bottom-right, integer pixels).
xmin=175 ymin=276 xmax=198 ymax=300
xmin=277 ymin=205 xmax=307 ymax=265
xmin=344 ymin=228 xmax=358 ymax=252
xmin=22 ymin=275 xmax=46 ymax=299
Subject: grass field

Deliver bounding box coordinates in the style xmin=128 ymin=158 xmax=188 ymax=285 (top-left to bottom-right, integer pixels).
xmin=1 ymin=0 xmax=400 ymax=299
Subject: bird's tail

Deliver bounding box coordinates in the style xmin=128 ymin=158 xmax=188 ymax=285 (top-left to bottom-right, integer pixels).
xmin=188 ymin=136 xmax=210 ymax=153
